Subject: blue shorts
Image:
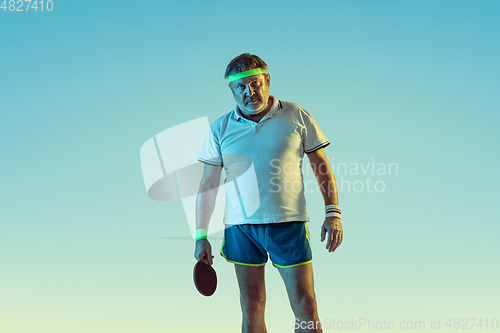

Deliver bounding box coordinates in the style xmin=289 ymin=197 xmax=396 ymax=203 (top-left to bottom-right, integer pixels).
xmin=220 ymin=221 xmax=312 ymax=268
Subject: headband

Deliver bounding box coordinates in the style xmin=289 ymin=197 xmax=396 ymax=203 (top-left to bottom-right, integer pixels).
xmin=227 ymin=68 xmax=268 ymax=82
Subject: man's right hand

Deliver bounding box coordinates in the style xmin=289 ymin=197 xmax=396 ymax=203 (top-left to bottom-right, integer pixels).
xmin=194 ymin=239 xmax=214 ymax=265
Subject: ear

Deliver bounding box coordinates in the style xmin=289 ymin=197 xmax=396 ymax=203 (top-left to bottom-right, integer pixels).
xmin=266 ymin=73 xmax=271 ymax=87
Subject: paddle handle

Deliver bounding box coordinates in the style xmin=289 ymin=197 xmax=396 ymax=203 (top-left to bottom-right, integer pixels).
xmin=201 ymin=255 xmax=214 ymax=265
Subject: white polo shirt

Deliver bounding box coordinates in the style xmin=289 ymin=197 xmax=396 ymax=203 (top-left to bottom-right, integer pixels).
xmin=198 ymin=96 xmax=329 ymax=225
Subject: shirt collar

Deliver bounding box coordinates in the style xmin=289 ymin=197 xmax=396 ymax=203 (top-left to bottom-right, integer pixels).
xmin=233 ymin=95 xmax=281 ymax=121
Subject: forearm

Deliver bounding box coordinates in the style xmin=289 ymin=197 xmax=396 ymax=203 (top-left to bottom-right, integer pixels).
xmin=306 ymin=150 xmax=343 ymax=251
xmin=195 ymin=185 xmax=219 ymax=230
xmin=313 ymin=162 xmax=338 ymax=206
xmin=307 ymin=148 xmax=338 ymax=206
xmin=194 ymin=183 xmax=218 ymax=265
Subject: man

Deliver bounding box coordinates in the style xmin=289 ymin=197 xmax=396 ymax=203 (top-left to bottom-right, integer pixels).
xmin=194 ymin=53 xmax=343 ymax=333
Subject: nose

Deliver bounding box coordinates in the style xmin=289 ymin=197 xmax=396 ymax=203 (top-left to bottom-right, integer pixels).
xmin=244 ymin=84 xmax=255 ymax=97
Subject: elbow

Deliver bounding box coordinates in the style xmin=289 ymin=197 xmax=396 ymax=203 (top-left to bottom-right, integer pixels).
xmin=198 ymin=179 xmax=220 ymax=195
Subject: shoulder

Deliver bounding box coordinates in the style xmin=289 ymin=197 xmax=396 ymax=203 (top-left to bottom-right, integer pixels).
xmin=279 ymin=100 xmax=314 ymax=122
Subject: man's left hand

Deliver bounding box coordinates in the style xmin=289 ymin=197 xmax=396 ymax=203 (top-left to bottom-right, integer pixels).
xmin=320 ymin=217 xmax=343 ymax=252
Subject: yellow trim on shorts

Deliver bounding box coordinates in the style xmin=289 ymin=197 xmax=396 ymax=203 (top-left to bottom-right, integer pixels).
xmin=272 ymin=259 xmax=312 ymax=268
xmin=305 ymin=222 xmax=311 ymax=248
xmin=219 ymin=251 xmax=267 ymax=266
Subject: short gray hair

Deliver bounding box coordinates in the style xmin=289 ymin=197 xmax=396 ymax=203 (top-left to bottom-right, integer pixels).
xmin=224 ymin=53 xmax=268 ymax=79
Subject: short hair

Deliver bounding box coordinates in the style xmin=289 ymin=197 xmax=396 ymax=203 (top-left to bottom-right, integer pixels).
xmin=224 ymin=53 xmax=268 ymax=80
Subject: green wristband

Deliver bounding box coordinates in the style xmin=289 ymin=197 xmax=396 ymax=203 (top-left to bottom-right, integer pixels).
xmin=196 ymin=228 xmax=208 ymax=241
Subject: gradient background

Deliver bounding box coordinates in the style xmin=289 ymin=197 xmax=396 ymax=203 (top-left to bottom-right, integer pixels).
xmin=1 ymin=1 xmax=499 ymax=332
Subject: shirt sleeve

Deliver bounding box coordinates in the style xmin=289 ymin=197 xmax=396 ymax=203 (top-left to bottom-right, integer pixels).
xmin=198 ymin=126 xmax=223 ymax=165
xmin=301 ymin=108 xmax=330 ymax=154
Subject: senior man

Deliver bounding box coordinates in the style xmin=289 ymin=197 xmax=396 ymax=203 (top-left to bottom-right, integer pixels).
xmin=194 ymin=53 xmax=343 ymax=333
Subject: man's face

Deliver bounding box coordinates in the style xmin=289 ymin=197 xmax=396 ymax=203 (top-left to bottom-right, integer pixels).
xmin=229 ymin=73 xmax=271 ymax=116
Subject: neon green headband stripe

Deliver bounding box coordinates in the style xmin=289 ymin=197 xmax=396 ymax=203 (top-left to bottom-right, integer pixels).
xmin=227 ymin=68 xmax=267 ymax=82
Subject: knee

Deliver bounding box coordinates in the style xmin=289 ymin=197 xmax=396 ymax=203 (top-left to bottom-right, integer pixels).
xmin=240 ymin=295 xmax=266 ymax=315
xmin=294 ymin=293 xmax=318 ymax=317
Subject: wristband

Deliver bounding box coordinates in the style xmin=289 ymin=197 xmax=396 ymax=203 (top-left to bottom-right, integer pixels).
xmin=325 ymin=205 xmax=341 ymax=219
xmin=325 ymin=204 xmax=341 ymax=213
xmin=196 ymin=228 xmax=208 ymax=241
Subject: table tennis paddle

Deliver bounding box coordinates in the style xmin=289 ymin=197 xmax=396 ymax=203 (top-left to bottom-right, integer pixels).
xmin=193 ymin=258 xmax=217 ymax=296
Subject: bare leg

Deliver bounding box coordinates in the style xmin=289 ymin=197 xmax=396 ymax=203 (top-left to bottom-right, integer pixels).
xmin=277 ymin=263 xmax=322 ymax=333
xmin=234 ymin=264 xmax=268 ymax=333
